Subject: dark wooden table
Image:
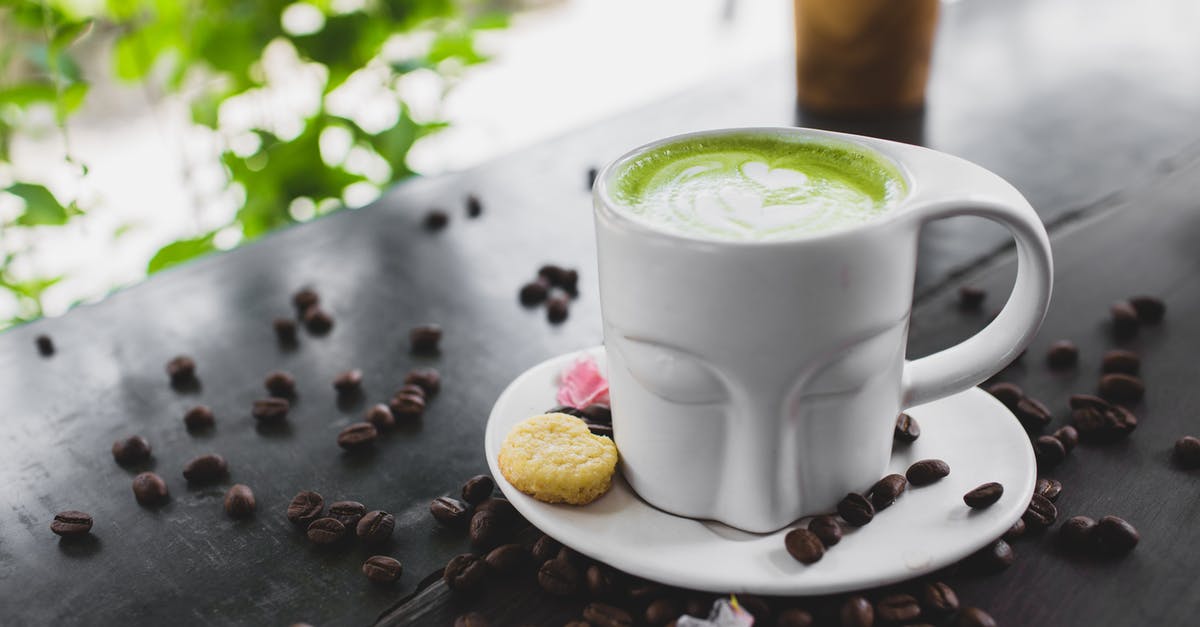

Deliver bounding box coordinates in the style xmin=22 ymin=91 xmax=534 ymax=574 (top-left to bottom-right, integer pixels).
xmin=3 ymin=0 xmax=1199 ymax=625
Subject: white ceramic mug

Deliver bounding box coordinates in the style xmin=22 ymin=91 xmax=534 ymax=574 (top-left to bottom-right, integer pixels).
xmin=593 ymin=127 xmax=1052 ymax=533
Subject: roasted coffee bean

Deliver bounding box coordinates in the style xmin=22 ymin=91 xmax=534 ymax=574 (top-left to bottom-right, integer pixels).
xmin=1101 ymin=349 xmax=1140 ymax=375
xmin=836 ymin=493 xmax=875 ymax=527
xmin=222 ymin=484 xmax=255 ymax=518
xmin=112 ymin=435 xmax=152 ymax=465
xmin=264 ymin=371 xmax=296 ymax=397
xmin=129 ymin=472 xmax=168 ymax=506
xmin=587 ymin=167 xmax=599 ymax=189
xmin=963 ymin=482 xmax=1004 ymax=509
xmin=424 ymin=209 xmax=449 ymax=230
xmin=398 ymin=383 xmax=425 ymax=398
xmin=1129 ymin=295 xmax=1165 ymax=324
xmin=548 ymin=405 xmax=587 ymax=418
xmin=1095 ymin=516 xmax=1139 ymax=555
xmin=465 ymin=194 xmax=483 ymax=218
xmin=1054 ymin=425 xmax=1079 ymax=452
xmin=356 ymin=510 xmax=395 ymax=543
xmin=1023 ymin=493 xmax=1058 ymax=529
xmin=1175 ymin=436 xmax=1200 ymax=468
xmin=585 ymin=564 xmax=617 ymax=599
xmin=784 ymin=528 xmax=825 ymax=564
xmin=273 ymin=317 xmax=298 ymax=343
xmin=409 ymin=324 xmax=443 ymax=354
xmin=1057 ymin=515 xmax=1096 ymax=552
xmin=251 ymin=397 xmax=290 ymax=423
xmin=444 ymin=553 xmax=487 ymax=593
xmin=1110 ymin=301 xmax=1139 ymax=339
xmin=184 ymin=405 xmax=215 ymax=430
xmin=876 ymin=594 xmax=920 ymax=623
xmin=969 ymin=538 xmax=1014 ymax=573
xmin=519 ymin=279 xmax=550 ymax=306
xmin=1098 ymin=373 xmax=1145 ymax=405
xmin=166 ymin=355 xmax=196 ymax=384
xmin=182 ymin=453 xmax=227 ymax=483
xmin=894 ymin=413 xmax=920 ymax=443
xmin=907 ymin=459 xmax=950 ymax=486
xmin=293 ymin=287 xmax=320 ymax=312
xmin=389 ymin=392 xmax=426 ymax=420
xmin=306 ymin=517 xmax=346 ymax=544
xmin=329 ymin=501 xmax=366 ymax=528
xmin=303 ymin=307 xmax=334 ymax=334
xmin=404 ymin=368 xmax=441 ymax=396
xmin=1070 ymin=394 xmax=1137 ymax=441
xmin=475 ymin=497 xmax=519 ymax=524
xmin=365 ymin=404 xmax=395 ymax=430
xmin=547 ymin=295 xmax=570 ymax=323
xmin=560 ymin=269 xmax=579 ymax=295
xmin=777 ymin=608 xmax=814 ymax=627
xmin=1035 ymin=435 xmax=1067 ymax=468
xmin=583 ymin=602 xmax=634 ymax=627
xmin=1014 ymin=397 xmax=1053 ymax=432
xmin=867 ymin=474 xmax=907 ymax=510
xmin=1046 ymin=340 xmax=1079 ymax=369
xmin=582 ymin=403 xmax=613 ymax=424
xmin=958 ymin=285 xmax=986 ymax=311
xmin=985 ymin=382 xmax=1023 ymax=409
xmin=532 ymin=534 xmax=561 ymax=562
xmin=645 ymin=598 xmax=680 ymax=626
xmin=35 ymin=334 xmax=55 ymax=356
xmin=287 ymin=491 xmax=324 ymax=525
xmin=538 ymin=264 xmax=569 ymax=286
xmin=454 ymin=613 xmax=489 ymax=627
xmin=537 ymin=557 xmax=580 ymax=596
xmin=337 ymin=422 xmax=378 ymax=450
xmin=469 ymin=510 xmax=505 ymax=550
xmin=626 ymin=578 xmax=668 ymax=605
xmin=333 ymin=369 xmax=362 ymax=394
xmin=1035 ymin=477 xmax=1063 ymax=502
xmin=484 ymin=543 xmax=528 ymax=573
xmin=734 ymin=595 xmax=770 ymax=622
xmin=809 ymin=514 xmax=842 ymax=547
xmin=430 ymin=496 xmax=471 ymax=527
xmin=1003 ymin=517 xmax=1026 ymax=540
xmin=51 ymin=511 xmax=93 ymax=536
xmin=840 ymin=595 xmax=874 ymax=627
xmin=362 ymin=555 xmax=403 ymax=583
xmin=462 ymin=474 xmax=495 ymax=505
xmin=587 ymin=422 xmax=614 ymax=437
xmin=921 ymin=581 xmax=960 ymax=617
xmin=955 ymin=607 xmax=997 ymax=627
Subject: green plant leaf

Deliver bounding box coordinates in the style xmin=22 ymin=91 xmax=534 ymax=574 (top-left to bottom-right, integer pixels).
xmin=6 ymin=183 xmax=71 ymax=226
xmin=0 ymin=274 xmax=64 ymax=299
xmin=60 ymin=82 xmax=89 ymax=114
xmin=147 ymin=232 xmax=219 ymax=274
xmin=471 ymin=13 xmax=509 ymax=30
xmin=51 ymin=20 xmax=94 ymax=52
xmin=0 ymin=83 xmax=57 ymax=106
xmin=113 ymin=31 xmax=158 ymax=80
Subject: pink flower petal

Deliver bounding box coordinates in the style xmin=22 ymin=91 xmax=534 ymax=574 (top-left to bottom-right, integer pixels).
xmin=557 ymin=355 xmax=610 ymax=408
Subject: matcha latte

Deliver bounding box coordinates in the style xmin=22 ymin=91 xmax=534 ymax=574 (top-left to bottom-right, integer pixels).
xmin=609 ymin=132 xmax=907 ymax=241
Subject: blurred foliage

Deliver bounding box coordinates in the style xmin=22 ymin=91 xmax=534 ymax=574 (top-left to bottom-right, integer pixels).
xmin=0 ymin=0 xmax=506 ymax=327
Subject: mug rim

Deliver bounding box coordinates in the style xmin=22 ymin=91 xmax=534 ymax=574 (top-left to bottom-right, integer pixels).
xmin=594 ymin=126 xmax=919 ymax=247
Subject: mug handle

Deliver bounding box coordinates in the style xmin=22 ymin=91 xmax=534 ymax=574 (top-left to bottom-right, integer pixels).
xmin=900 ymin=197 xmax=1054 ymax=407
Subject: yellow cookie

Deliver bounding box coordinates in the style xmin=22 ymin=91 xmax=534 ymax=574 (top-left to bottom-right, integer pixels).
xmin=498 ymin=412 xmax=618 ymax=505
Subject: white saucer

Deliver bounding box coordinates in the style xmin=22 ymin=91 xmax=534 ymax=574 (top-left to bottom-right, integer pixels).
xmin=484 ymin=347 xmax=1036 ymax=595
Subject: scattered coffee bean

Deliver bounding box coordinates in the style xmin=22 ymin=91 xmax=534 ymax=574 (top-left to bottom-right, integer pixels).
xmin=35 ymin=334 xmax=54 ymax=356
xmin=303 ymin=307 xmax=334 ymax=334
xmin=585 ymin=564 xmax=617 ymax=599
xmin=454 ymin=612 xmax=489 ymax=627
xmin=1014 ymin=396 xmax=1053 ymax=432
xmin=955 ymin=607 xmax=997 ymax=627
xmin=784 ymin=528 xmax=825 ymax=564
xmin=1174 ymin=436 xmax=1200 ymax=468
xmin=587 ymin=167 xmax=599 ymax=189
xmin=251 ymin=397 xmax=290 ymax=423
xmin=836 ymin=493 xmax=875 ymax=527
xmin=475 ymin=497 xmax=519 ymax=526
xmin=876 ymin=594 xmax=920 ymax=623
xmin=1070 ymin=394 xmax=1137 ymax=441
xmin=1094 ymin=515 xmax=1139 ymax=555
xmin=1101 ymin=349 xmax=1140 ymax=375
xmin=1129 ymin=295 xmax=1165 ymax=324
xmin=645 ymin=599 xmax=680 ymax=626
xmin=132 ymin=472 xmax=169 ymax=505
xmin=166 ymin=355 xmax=197 ymax=385
xmin=469 ymin=510 xmax=505 ymax=550
xmin=985 ymin=382 xmax=1023 ymax=409
xmin=1023 ymin=493 xmax=1058 ymax=529
xmin=531 ymin=534 xmax=561 ymax=562
xmin=586 ymin=422 xmax=613 ymax=437
xmin=907 ymin=459 xmax=950 ymax=486
xmin=292 ymin=287 xmax=320 ymax=313
xmin=559 ymin=269 xmax=579 ymax=295
xmin=1035 ymin=477 xmax=1063 ymax=502
xmin=333 ymin=369 xmax=362 ymax=394
xmin=584 ymin=602 xmax=634 ymax=627
xmin=404 ymin=368 xmax=441 ymax=396
xmin=356 ymin=510 xmax=395 ymax=543
xmin=430 ymin=496 xmax=471 ymax=528
xmin=958 ymin=285 xmax=986 ymax=311
xmin=306 ymin=517 xmax=346 ymax=544
xmin=582 ymin=403 xmax=613 ymax=424
xmin=1046 ymin=340 xmax=1079 ymax=369
xmin=840 ymin=595 xmax=874 ymax=627
xmin=264 ymin=371 xmax=295 ymax=397
xmin=362 ymin=555 xmax=403 ymax=583
xmin=539 ymin=264 xmax=569 ymax=286
xmin=1004 ymin=517 xmax=1026 ymax=540
xmin=424 ymin=209 xmax=449 ymax=230
xmin=224 ymin=484 xmax=255 ymax=518
xmin=398 ymin=383 xmax=426 ymax=398
xmin=287 ymin=491 xmax=324 ymax=526
xmin=112 ymin=435 xmax=152 ymax=465
xmin=921 ymin=581 xmax=959 ymax=617
xmin=1035 ymin=435 xmax=1067 ymax=468
xmin=444 ymin=553 xmax=487 ymax=594
xmin=465 ymin=194 xmax=483 ymax=218
xmin=365 ymin=403 xmax=395 ymax=430
xmin=867 ymin=474 xmax=907 ymax=510
xmin=809 ymin=514 xmax=842 ymax=547
xmin=547 ymin=295 xmax=570 ymax=323
xmin=519 ymin=279 xmax=550 ymax=306
xmin=1098 ymin=373 xmax=1145 ymax=405
xmin=1054 ymin=425 xmax=1079 ymax=452
xmin=182 ymin=453 xmax=227 ymax=483
xmin=484 ymin=543 xmax=528 ymax=573
xmin=538 ymin=557 xmax=580 ymax=596
xmin=389 ymin=392 xmax=426 ymax=420
xmin=273 ymin=317 xmax=298 ymax=344
xmin=969 ymin=538 xmax=1014 ymax=573
xmin=337 ymin=422 xmax=377 ymax=450
xmin=50 ymin=511 xmax=93 ymax=537
xmin=894 ymin=413 xmax=920 ymax=443
xmin=329 ymin=501 xmax=366 ymax=528
xmin=776 ymin=608 xmax=814 ymax=627
xmin=963 ymin=482 xmax=1004 ymax=509
xmin=1057 ymin=515 xmax=1096 ymax=552
xmin=1110 ymin=301 xmax=1139 ymax=339
xmin=461 ymin=474 xmax=494 ymax=505
xmin=184 ymin=405 xmax=215 ymax=430
xmin=410 ymin=324 xmax=443 ymax=353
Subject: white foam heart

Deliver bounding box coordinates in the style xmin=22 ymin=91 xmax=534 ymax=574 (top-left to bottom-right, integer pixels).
xmin=741 ymin=161 xmax=809 ymax=190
